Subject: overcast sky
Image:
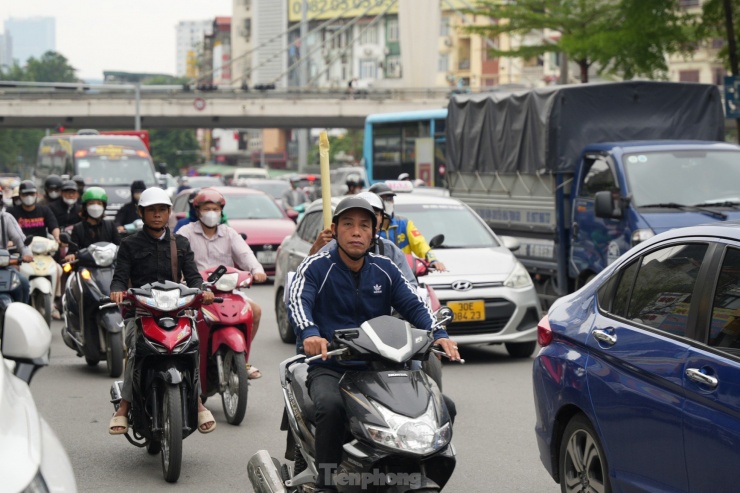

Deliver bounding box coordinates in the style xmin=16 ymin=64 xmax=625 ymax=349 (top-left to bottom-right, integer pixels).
xmin=1 ymin=0 xmax=232 ymax=80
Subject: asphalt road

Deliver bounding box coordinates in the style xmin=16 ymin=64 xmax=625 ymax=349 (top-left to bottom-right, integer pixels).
xmin=30 ymin=283 xmax=560 ymax=493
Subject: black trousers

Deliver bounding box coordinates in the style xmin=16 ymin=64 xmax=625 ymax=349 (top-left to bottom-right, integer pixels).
xmin=307 ymin=367 xmax=457 ymax=488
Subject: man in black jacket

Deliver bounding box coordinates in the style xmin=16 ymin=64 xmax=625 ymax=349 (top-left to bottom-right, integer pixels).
xmin=114 ymin=180 xmax=146 ymax=233
xmin=108 ymin=187 xmax=215 ymax=435
xmin=49 ymin=180 xmax=82 ymax=231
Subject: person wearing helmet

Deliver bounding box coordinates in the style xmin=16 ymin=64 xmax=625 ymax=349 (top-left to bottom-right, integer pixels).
xmin=287 ymin=196 xmax=459 ymax=491
xmin=178 ymin=188 xmax=267 ymax=379
xmin=63 ymin=187 xmax=120 ymax=262
xmin=109 ymin=186 xmax=216 ymax=435
xmin=282 ymin=176 xmax=308 ymax=210
xmin=72 ymin=175 xmax=85 ymax=202
xmin=0 ymin=188 xmax=32 ymax=304
xmin=344 ymin=174 xmax=364 ymax=195
xmin=41 ymin=174 xmax=63 ymax=207
xmin=10 ymin=180 xmax=60 ymax=241
xmin=114 ymin=180 xmax=147 ymax=233
xmin=368 ymin=182 xmax=447 ymax=272
xmin=49 ymin=180 xmax=82 ymax=230
xmin=10 ymin=186 xmax=21 ymax=208
xmin=397 ymin=172 xmax=411 ymax=181
xmin=308 ymin=192 xmax=418 ymax=286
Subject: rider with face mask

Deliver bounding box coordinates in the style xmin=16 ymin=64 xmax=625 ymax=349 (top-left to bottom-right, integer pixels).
xmin=41 ymin=174 xmax=63 ymax=207
xmin=49 ymin=180 xmax=82 ymax=230
xmin=64 ymin=187 xmax=121 ymax=262
xmin=177 ymin=188 xmax=267 ymax=379
xmin=10 ymin=180 xmax=60 ymax=242
xmin=114 ymin=180 xmax=146 ymax=233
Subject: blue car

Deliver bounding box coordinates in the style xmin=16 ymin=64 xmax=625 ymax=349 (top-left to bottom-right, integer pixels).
xmin=533 ymin=221 xmax=740 ymax=493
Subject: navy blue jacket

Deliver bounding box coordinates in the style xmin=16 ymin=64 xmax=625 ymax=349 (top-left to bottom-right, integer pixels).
xmin=288 ymin=248 xmax=448 ymax=370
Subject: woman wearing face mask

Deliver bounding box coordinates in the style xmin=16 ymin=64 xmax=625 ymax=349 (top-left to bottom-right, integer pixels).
xmin=50 ymin=180 xmax=82 ymax=230
xmin=64 ymin=187 xmax=120 ymax=262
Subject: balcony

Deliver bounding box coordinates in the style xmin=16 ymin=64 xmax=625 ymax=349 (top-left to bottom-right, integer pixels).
xmin=458 ymin=59 xmax=471 ymax=71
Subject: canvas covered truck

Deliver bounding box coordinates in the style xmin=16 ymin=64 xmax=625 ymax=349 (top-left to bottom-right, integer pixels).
xmin=445 ymin=81 xmax=740 ymax=305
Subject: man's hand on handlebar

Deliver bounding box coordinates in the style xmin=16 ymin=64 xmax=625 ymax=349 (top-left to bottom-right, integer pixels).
xmin=63 ymin=254 xmax=76 ymax=263
xmin=303 ymin=336 xmax=330 ymax=360
xmin=22 ymin=255 xmax=33 ymax=263
xmin=202 ymin=291 xmax=215 ymax=305
xmin=110 ymin=292 xmax=124 ymax=305
xmin=434 ymin=337 xmax=461 ymax=362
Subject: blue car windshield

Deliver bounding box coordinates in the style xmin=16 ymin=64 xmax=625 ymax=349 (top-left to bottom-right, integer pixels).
xmin=624 ymin=150 xmax=740 ymax=207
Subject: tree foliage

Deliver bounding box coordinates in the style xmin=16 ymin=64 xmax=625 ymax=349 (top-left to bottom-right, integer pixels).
xmin=0 ymin=51 xmax=79 ymax=172
xmin=149 ymin=129 xmax=201 ymax=174
xmin=699 ymin=0 xmax=740 ymax=73
xmin=308 ymin=130 xmax=364 ymax=166
xmin=466 ymin=0 xmax=697 ymax=82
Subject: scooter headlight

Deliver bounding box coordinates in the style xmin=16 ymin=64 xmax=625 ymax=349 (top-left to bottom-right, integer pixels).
xmin=91 ymin=244 xmax=117 ymax=267
xmin=9 ymin=272 xmax=20 ymax=291
xmin=31 ymin=241 xmax=49 ymax=255
xmin=214 ymin=272 xmax=238 ymax=292
xmin=150 ymin=289 xmax=180 ymax=311
xmin=0 ymin=254 xmax=9 ymax=267
xmin=363 ymin=399 xmax=451 ymax=455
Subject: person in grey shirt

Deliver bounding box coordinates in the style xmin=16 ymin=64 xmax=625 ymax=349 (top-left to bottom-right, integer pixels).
xmin=0 ymin=190 xmax=33 ymax=303
xmin=281 ymin=177 xmax=308 ymax=210
xmin=309 ymin=192 xmax=418 ymax=287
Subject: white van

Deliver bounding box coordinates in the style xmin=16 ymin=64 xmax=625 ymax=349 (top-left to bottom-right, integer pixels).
xmin=233 ymin=167 xmax=270 ymax=182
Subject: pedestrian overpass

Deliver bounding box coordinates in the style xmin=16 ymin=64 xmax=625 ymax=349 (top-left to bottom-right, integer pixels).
xmin=0 ymin=87 xmax=451 ymax=129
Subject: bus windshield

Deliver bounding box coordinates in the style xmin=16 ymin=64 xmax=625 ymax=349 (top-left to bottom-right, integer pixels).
xmin=364 ymin=110 xmax=447 ymax=187
xmin=77 ymin=157 xmax=157 ymax=187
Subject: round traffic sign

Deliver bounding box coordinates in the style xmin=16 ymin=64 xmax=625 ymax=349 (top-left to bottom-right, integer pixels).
xmin=193 ymin=97 xmax=206 ymax=111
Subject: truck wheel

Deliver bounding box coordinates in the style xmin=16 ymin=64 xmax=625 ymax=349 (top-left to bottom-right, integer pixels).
xmin=276 ymin=289 xmax=296 ymax=344
xmin=505 ymin=341 xmax=537 ymax=358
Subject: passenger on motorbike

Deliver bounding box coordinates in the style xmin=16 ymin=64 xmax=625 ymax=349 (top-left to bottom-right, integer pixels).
xmin=72 ymin=175 xmax=85 ymax=204
xmin=10 ymin=186 xmax=20 ymax=208
xmin=177 ymin=188 xmax=267 ymax=379
xmin=368 ymin=182 xmax=447 ymax=272
xmin=40 ymin=175 xmax=63 ymax=208
xmin=0 ymin=189 xmax=32 ymax=303
xmin=308 ymin=192 xmax=417 ymax=287
xmin=64 ymin=187 xmax=121 ymax=262
xmin=114 ymin=180 xmax=146 ymax=233
xmin=50 ymin=180 xmax=82 ymax=230
xmin=108 ymin=187 xmax=216 ymax=435
xmin=288 ymin=196 xmax=459 ymax=492
xmin=344 ymin=174 xmax=364 ymax=195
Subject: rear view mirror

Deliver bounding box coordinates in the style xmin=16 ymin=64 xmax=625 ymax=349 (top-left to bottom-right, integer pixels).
xmin=1 ymin=303 xmax=51 ymax=383
xmin=500 ymin=236 xmax=520 ymax=252
xmin=595 ymin=191 xmax=622 ymax=219
xmin=429 ymin=234 xmax=445 ymax=249
xmin=207 ymin=265 xmax=228 ymax=283
xmin=23 ymin=236 xmax=34 ymax=246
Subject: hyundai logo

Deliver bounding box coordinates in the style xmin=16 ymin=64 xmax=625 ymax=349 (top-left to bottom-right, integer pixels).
xmin=451 ymin=280 xmax=473 ymax=291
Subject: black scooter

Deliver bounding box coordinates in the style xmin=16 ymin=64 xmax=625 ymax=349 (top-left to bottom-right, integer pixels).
xmin=248 ymin=312 xmax=460 ymax=493
xmin=0 ymin=248 xmax=24 ymax=310
xmin=60 ymin=233 xmax=124 ymax=377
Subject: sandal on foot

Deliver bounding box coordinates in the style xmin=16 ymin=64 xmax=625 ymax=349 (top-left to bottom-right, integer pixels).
xmin=198 ymin=410 xmax=216 ymax=434
xmin=109 ymin=415 xmax=128 ymax=435
xmin=246 ymin=364 xmax=262 ymax=380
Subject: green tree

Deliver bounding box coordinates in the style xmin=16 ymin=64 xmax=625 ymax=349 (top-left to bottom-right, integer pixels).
xmin=465 ymin=0 xmax=697 ymax=82
xmin=699 ymin=0 xmax=739 ymax=72
xmin=149 ymin=129 xmax=201 ymax=174
xmin=0 ymin=51 xmax=78 ymax=173
xmin=308 ymin=129 xmax=364 ymax=166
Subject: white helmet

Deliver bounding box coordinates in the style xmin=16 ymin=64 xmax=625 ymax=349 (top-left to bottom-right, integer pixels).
xmin=137 ymin=187 xmax=173 ymax=208
xmin=355 ymin=191 xmax=384 ymax=212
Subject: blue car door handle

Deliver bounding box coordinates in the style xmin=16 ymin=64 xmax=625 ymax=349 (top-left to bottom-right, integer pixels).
xmin=592 ymin=329 xmax=617 ymax=345
xmin=685 ymin=368 xmax=719 ymax=389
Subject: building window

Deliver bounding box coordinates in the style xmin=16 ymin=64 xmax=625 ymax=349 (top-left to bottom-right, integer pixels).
xmin=387 ymin=18 xmax=399 ymax=43
xmin=679 ymin=0 xmax=699 ymax=7
xmin=385 ymin=55 xmax=401 ymax=78
xmin=438 ymin=53 xmax=449 ymax=73
xmin=711 ymin=38 xmax=724 ymax=49
xmin=360 ymin=58 xmax=377 ymax=79
xmin=360 ymin=24 xmax=377 ymax=45
xmin=714 ymin=67 xmax=727 ymax=85
xmin=679 ymin=70 xmax=700 ymax=83
xmin=440 ymin=16 xmax=450 ymax=36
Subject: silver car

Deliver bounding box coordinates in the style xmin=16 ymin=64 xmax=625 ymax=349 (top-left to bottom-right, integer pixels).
xmin=274 ymin=194 xmax=541 ymax=358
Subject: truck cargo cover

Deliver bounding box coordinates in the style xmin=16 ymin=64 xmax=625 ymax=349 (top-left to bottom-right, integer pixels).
xmin=446 ymin=81 xmax=725 ymax=174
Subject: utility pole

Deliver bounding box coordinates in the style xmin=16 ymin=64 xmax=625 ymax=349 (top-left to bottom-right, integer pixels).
xmin=297 ymin=0 xmax=309 ymax=172
xmin=723 ymin=0 xmax=739 ymax=143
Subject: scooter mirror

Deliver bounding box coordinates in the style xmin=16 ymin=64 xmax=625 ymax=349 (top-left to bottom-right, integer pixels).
xmin=59 ymin=232 xmax=76 ymax=247
xmin=207 ymin=265 xmax=228 ymax=283
xmin=23 ymin=236 xmax=34 ymax=246
xmin=429 ymin=234 xmax=445 ymax=249
xmin=434 ymin=306 xmax=454 ymax=325
xmin=240 ymin=232 xmax=248 ymax=241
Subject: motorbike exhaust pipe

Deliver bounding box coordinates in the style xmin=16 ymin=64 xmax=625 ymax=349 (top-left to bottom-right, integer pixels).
xmin=247 ymin=450 xmax=287 ymax=493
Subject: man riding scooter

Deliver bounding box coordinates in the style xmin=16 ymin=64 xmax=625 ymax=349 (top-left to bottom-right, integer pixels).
xmin=177 ymin=188 xmax=267 ymax=379
xmin=287 ymin=196 xmax=460 ymax=492
xmin=108 ymin=187 xmax=216 ymax=435
xmin=64 ymin=187 xmax=120 ymax=261
xmin=0 ymin=189 xmax=32 ymax=303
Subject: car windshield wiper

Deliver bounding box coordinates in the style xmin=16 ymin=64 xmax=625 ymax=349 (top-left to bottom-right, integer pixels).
xmin=640 ymin=202 xmax=727 ymax=220
xmin=693 ymin=200 xmax=740 ymax=209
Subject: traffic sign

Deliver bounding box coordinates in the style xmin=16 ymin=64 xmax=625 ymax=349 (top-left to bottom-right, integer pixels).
xmin=725 ymin=75 xmax=740 ymax=119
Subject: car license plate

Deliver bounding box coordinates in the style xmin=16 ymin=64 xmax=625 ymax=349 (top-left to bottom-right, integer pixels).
xmin=447 ymin=300 xmax=485 ymax=323
xmin=257 ymin=250 xmax=277 ymax=265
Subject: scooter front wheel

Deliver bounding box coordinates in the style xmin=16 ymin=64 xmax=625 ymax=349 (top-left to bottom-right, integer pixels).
xmin=106 ymin=332 xmax=123 ymax=378
xmin=161 ymin=384 xmax=183 ymax=483
xmin=221 ymin=350 xmax=248 ymax=425
xmin=33 ymin=291 xmax=52 ymax=328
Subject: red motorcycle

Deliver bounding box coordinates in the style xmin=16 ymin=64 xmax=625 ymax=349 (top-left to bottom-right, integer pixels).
xmin=196 ymin=266 xmax=254 ymax=426
xmin=108 ymin=275 xmax=224 ymax=483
